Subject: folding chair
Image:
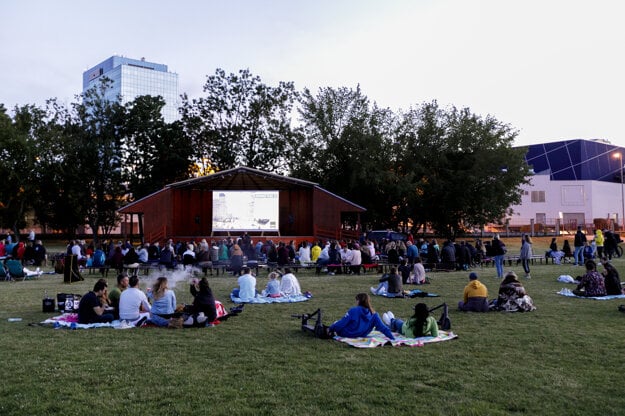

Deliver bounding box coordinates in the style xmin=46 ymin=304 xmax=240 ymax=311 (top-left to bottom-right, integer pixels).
xmin=6 ymin=259 xmax=26 ymax=281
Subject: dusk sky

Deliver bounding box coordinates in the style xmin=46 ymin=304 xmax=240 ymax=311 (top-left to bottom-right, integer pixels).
xmin=3 ymin=0 xmax=623 ymax=147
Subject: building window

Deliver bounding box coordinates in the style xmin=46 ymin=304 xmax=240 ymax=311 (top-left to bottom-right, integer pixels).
xmin=531 ymin=191 xmax=545 ymax=203
xmin=561 ymin=185 xmax=585 ymax=206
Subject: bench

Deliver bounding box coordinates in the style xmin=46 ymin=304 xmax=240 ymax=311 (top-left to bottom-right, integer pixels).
xmin=360 ymin=263 xmax=379 ymax=274
xmin=82 ymin=265 xmax=110 ymax=277
xmin=479 ymin=257 xmax=493 ymax=267
xmin=505 ymin=255 xmax=545 ymax=266
xmin=545 ymin=252 xmax=574 ymax=264
xmin=315 ymin=263 xmax=348 ymax=275
xmin=424 ymin=262 xmax=455 ymax=272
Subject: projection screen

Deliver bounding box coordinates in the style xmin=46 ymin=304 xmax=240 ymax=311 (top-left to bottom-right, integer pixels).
xmin=212 ymin=190 xmax=279 ymax=231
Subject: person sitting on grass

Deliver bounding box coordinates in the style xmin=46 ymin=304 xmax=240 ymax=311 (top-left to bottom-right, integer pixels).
xmin=410 ymin=256 xmax=427 ymax=284
xmin=398 ymin=258 xmax=411 ymax=285
xmin=370 ymin=267 xmax=403 ymax=297
xmin=382 ymin=303 xmax=439 ymax=338
xmin=600 ymin=257 xmax=623 ymax=295
xmin=573 ymin=260 xmax=606 ymax=297
xmin=184 ymin=277 xmax=217 ymax=326
xmin=118 ymin=275 xmax=151 ymax=325
xmin=147 ymin=277 xmax=177 ymax=327
xmin=458 ymin=272 xmax=489 ymax=312
xmin=108 ymin=273 xmax=129 ymax=319
xmin=263 ymin=272 xmax=282 ymax=297
xmin=280 ymin=267 xmax=302 ymax=296
xmin=236 ymin=267 xmax=257 ymax=299
xmin=77 ymin=279 xmax=114 ymax=324
xmin=493 ymin=271 xmax=536 ymax=312
xmin=328 ymin=293 xmax=394 ymax=340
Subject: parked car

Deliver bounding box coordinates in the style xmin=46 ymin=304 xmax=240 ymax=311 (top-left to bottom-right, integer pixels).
xmin=366 ymin=230 xmax=408 ymax=246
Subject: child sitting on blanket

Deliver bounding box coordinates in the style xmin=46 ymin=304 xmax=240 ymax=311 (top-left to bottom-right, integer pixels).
xmin=328 ymin=293 xmax=395 ymax=340
xmin=382 ymin=303 xmax=439 ymax=338
xmin=263 ymin=272 xmax=282 ymax=298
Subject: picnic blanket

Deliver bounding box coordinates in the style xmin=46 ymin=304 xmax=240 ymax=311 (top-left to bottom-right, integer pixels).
xmin=41 ymin=300 xmax=230 ymax=329
xmin=372 ymin=289 xmax=439 ymax=298
xmin=334 ymin=330 xmax=458 ymax=348
xmin=41 ymin=313 xmax=131 ymax=329
xmin=556 ymin=288 xmax=625 ymax=300
xmin=230 ymin=292 xmax=311 ymax=304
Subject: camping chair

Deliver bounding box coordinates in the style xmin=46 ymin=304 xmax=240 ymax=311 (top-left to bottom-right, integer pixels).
xmin=429 ymin=303 xmax=451 ymax=331
xmin=6 ymin=259 xmax=27 ymax=281
xmin=292 ymin=308 xmax=332 ymax=339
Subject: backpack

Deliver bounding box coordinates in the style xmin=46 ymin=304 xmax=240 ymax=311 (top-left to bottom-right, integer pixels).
xmin=92 ymin=250 xmax=105 ymax=267
xmin=54 ymin=256 xmax=65 ymax=274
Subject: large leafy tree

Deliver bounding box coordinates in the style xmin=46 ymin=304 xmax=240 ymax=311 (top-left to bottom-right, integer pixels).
xmin=0 ymin=104 xmax=48 ymax=238
xmin=122 ymin=95 xmax=194 ymax=200
xmin=31 ymin=99 xmax=87 ymax=236
xmin=394 ymin=101 xmax=529 ymax=237
xmin=294 ymin=86 xmax=401 ymax=229
xmin=180 ymin=68 xmax=298 ymax=173
xmin=68 ymin=78 xmax=126 ymax=243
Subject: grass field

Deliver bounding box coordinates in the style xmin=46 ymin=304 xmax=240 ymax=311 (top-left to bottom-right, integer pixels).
xmin=1 ymin=238 xmax=624 ymax=415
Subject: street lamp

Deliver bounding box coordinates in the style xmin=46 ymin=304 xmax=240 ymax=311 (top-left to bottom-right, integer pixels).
xmin=613 ymin=152 xmax=625 ymax=231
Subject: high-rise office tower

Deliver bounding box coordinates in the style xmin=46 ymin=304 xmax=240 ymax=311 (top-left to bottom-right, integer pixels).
xmin=82 ymin=56 xmax=180 ymax=123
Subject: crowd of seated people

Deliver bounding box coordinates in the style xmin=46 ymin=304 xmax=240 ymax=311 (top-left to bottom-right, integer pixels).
xmin=0 ymin=237 xmax=47 ymax=267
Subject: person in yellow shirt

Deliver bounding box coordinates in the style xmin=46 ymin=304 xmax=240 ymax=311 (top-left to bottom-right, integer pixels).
xmin=458 ymin=272 xmax=489 ymax=312
xmin=594 ymin=229 xmax=604 ymax=259
xmin=310 ymin=242 xmax=321 ymax=262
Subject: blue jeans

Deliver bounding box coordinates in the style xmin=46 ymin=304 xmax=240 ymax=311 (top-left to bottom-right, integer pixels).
xmin=390 ymin=318 xmax=404 ymax=333
xmin=373 ymin=282 xmax=388 ymax=295
xmin=494 ymin=255 xmax=505 ymax=278
xmin=148 ymin=314 xmax=170 ymax=327
xmin=573 ymin=246 xmax=584 ymax=265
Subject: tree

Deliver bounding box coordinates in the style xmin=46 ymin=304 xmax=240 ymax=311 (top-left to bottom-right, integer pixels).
xmin=69 ymin=78 xmax=126 ymax=243
xmin=30 ymin=99 xmax=87 ymax=236
xmin=294 ymin=86 xmax=400 ymax=229
xmin=122 ymin=95 xmax=194 ymax=201
xmin=394 ymin=101 xmax=530 ymax=237
xmin=180 ymin=68 xmax=298 ymax=173
xmin=0 ymin=104 xmax=47 ymax=238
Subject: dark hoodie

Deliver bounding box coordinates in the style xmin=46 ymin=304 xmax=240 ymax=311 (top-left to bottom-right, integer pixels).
xmin=329 ymin=306 xmax=394 ymax=339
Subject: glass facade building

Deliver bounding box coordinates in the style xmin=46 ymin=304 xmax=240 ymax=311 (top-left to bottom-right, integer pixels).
xmin=525 ymin=139 xmax=623 ymax=183
xmin=82 ymin=56 xmax=179 ymax=123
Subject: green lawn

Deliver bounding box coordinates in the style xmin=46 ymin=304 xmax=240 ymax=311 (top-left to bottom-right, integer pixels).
xmin=1 ymin=254 xmax=624 ymax=415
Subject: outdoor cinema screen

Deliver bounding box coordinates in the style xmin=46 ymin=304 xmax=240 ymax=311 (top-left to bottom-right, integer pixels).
xmin=212 ymin=190 xmax=279 ymax=231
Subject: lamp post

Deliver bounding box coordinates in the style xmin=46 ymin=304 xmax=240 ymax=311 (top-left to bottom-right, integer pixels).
xmin=613 ymin=152 xmax=625 ymax=231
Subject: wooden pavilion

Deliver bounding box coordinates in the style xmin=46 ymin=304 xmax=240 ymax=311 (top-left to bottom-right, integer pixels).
xmin=117 ymin=166 xmax=366 ymax=244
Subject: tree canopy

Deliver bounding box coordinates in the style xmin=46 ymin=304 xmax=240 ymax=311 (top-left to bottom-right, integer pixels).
xmin=180 ymin=68 xmax=298 ymax=174
xmin=0 ymin=69 xmax=530 ymax=239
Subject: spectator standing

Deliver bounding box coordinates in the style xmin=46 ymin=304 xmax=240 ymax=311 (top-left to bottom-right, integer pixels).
xmin=573 ymin=226 xmax=587 ymax=266
xmin=491 ymin=234 xmax=506 ymax=279
xmin=519 ymin=235 xmax=533 ymax=279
